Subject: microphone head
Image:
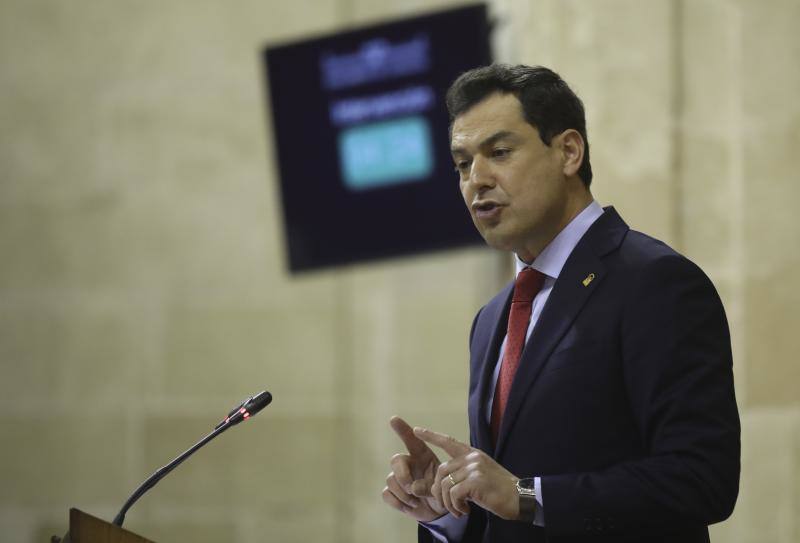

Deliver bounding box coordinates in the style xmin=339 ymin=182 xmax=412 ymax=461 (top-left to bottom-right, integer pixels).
xmin=245 ymin=390 xmax=272 ymax=416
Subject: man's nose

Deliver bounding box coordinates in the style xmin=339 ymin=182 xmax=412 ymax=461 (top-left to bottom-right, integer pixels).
xmin=468 ymin=156 xmax=495 ymax=188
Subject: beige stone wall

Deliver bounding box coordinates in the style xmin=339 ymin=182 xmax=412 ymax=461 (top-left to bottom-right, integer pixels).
xmin=0 ymin=1 xmax=796 ymax=542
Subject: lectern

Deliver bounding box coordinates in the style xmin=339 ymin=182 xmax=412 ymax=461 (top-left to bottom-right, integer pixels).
xmin=52 ymin=509 xmax=155 ymax=543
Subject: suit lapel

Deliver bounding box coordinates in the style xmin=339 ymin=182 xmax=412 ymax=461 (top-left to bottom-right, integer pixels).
xmin=493 ymin=207 xmax=628 ymax=458
xmin=470 ymin=282 xmax=514 ymax=453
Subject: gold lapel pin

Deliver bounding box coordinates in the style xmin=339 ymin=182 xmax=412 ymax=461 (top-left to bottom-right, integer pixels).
xmin=582 ymin=273 xmax=596 ymax=287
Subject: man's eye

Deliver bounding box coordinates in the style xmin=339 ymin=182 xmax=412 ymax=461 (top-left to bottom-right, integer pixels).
xmin=454 ymin=160 xmax=471 ymax=173
xmin=492 ymin=148 xmax=511 ymax=158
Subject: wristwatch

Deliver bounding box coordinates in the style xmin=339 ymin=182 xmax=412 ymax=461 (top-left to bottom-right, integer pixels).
xmin=516 ymin=478 xmax=537 ymax=522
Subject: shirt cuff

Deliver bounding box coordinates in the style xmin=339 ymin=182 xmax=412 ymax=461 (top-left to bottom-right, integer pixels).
xmin=421 ymin=513 xmax=469 ymax=543
xmin=534 ymin=476 xmax=545 ymax=526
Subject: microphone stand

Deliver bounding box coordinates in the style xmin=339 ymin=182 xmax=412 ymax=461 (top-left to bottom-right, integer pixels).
xmin=113 ymin=390 xmax=271 ymax=527
xmin=51 ymin=423 xmax=235 ymax=543
xmin=52 ymin=390 xmax=271 ymax=542
xmin=112 ymin=421 xmax=231 ymax=527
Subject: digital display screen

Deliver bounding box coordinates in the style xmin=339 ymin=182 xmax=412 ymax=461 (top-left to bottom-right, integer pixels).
xmin=263 ymin=4 xmax=491 ymax=272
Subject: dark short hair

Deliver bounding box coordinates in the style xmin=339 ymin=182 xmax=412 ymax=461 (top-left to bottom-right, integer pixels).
xmin=445 ymin=64 xmax=593 ymax=186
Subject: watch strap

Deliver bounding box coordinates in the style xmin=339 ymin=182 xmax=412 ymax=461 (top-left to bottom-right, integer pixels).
xmin=516 ymin=478 xmax=537 ymax=523
xmin=518 ymin=494 xmax=537 ymax=522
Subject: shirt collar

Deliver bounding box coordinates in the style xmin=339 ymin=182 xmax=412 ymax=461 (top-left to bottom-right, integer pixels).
xmin=515 ymin=200 xmax=604 ymax=279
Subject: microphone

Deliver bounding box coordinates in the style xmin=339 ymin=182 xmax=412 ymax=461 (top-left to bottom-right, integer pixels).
xmin=111 ymin=390 xmax=273 ymax=528
xmin=214 ymin=390 xmax=272 ymax=430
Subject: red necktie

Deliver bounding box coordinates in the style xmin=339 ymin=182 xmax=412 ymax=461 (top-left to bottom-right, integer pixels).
xmin=491 ymin=267 xmax=545 ymax=444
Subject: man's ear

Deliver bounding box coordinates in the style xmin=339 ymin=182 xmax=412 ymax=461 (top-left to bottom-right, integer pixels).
xmin=557 ymin=129 xmax=585 ymax=178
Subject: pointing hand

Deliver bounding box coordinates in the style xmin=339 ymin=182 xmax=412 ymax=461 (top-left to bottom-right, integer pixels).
xmin=382 ymin=416 xmax=447 ymax=522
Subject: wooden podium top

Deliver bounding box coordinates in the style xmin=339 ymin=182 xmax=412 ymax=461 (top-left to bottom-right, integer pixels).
xmin=69 ymin=508 xmax=155 ymax=543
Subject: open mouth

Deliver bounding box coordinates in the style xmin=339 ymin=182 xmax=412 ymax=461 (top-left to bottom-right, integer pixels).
xmin=473 ymin=201 xmax=504 ymax=219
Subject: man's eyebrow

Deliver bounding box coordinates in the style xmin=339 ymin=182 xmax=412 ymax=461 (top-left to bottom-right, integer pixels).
xmin=481 ymin=130 xmax=518 ymax=147
xmin=451 ymin=130 xmax=519 ymax=155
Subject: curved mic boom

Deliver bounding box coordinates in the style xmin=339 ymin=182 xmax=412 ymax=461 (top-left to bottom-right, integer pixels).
xmin=112 ymin=390 xmax=273 ymax=527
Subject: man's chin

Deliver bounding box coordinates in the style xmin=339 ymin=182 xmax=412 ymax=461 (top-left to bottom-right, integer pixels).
xmin=479 ymin=230 xmax=516 ymax=253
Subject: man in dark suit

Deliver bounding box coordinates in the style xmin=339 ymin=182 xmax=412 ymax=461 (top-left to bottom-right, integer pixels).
xmin=381 ymin=65 xmax=740 ymax=541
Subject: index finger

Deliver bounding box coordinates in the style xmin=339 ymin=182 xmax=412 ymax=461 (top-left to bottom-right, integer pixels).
xmin=413 ymin=427 xmax=471 ymax=458
xmin=390 ymin=416 xmax=431 ymax=456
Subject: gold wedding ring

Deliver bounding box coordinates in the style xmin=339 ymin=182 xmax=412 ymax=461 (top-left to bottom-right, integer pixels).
xmin=448 ymin=473 xmax=457 ymax=486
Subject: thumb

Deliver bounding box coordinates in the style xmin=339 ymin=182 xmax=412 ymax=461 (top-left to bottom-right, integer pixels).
xmin=410 ymin=479 xmax=433 ymax=497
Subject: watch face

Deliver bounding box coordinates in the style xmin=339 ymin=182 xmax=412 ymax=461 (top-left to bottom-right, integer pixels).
xmin=517 ymin=478 xmax=535 ymax=490
xmin=517 ymin=478 xmax=536 ymax=494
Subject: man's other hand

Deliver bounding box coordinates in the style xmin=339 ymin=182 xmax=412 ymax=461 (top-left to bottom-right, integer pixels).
xmin=415 ymin=426 xmax=520 ymax=521
xmin=382 ymin=416 xmax=447 ymax=522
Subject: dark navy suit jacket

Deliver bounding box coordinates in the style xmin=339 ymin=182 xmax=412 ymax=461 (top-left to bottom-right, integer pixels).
xmin=422 ymin=208 xmax=740 ymax=542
